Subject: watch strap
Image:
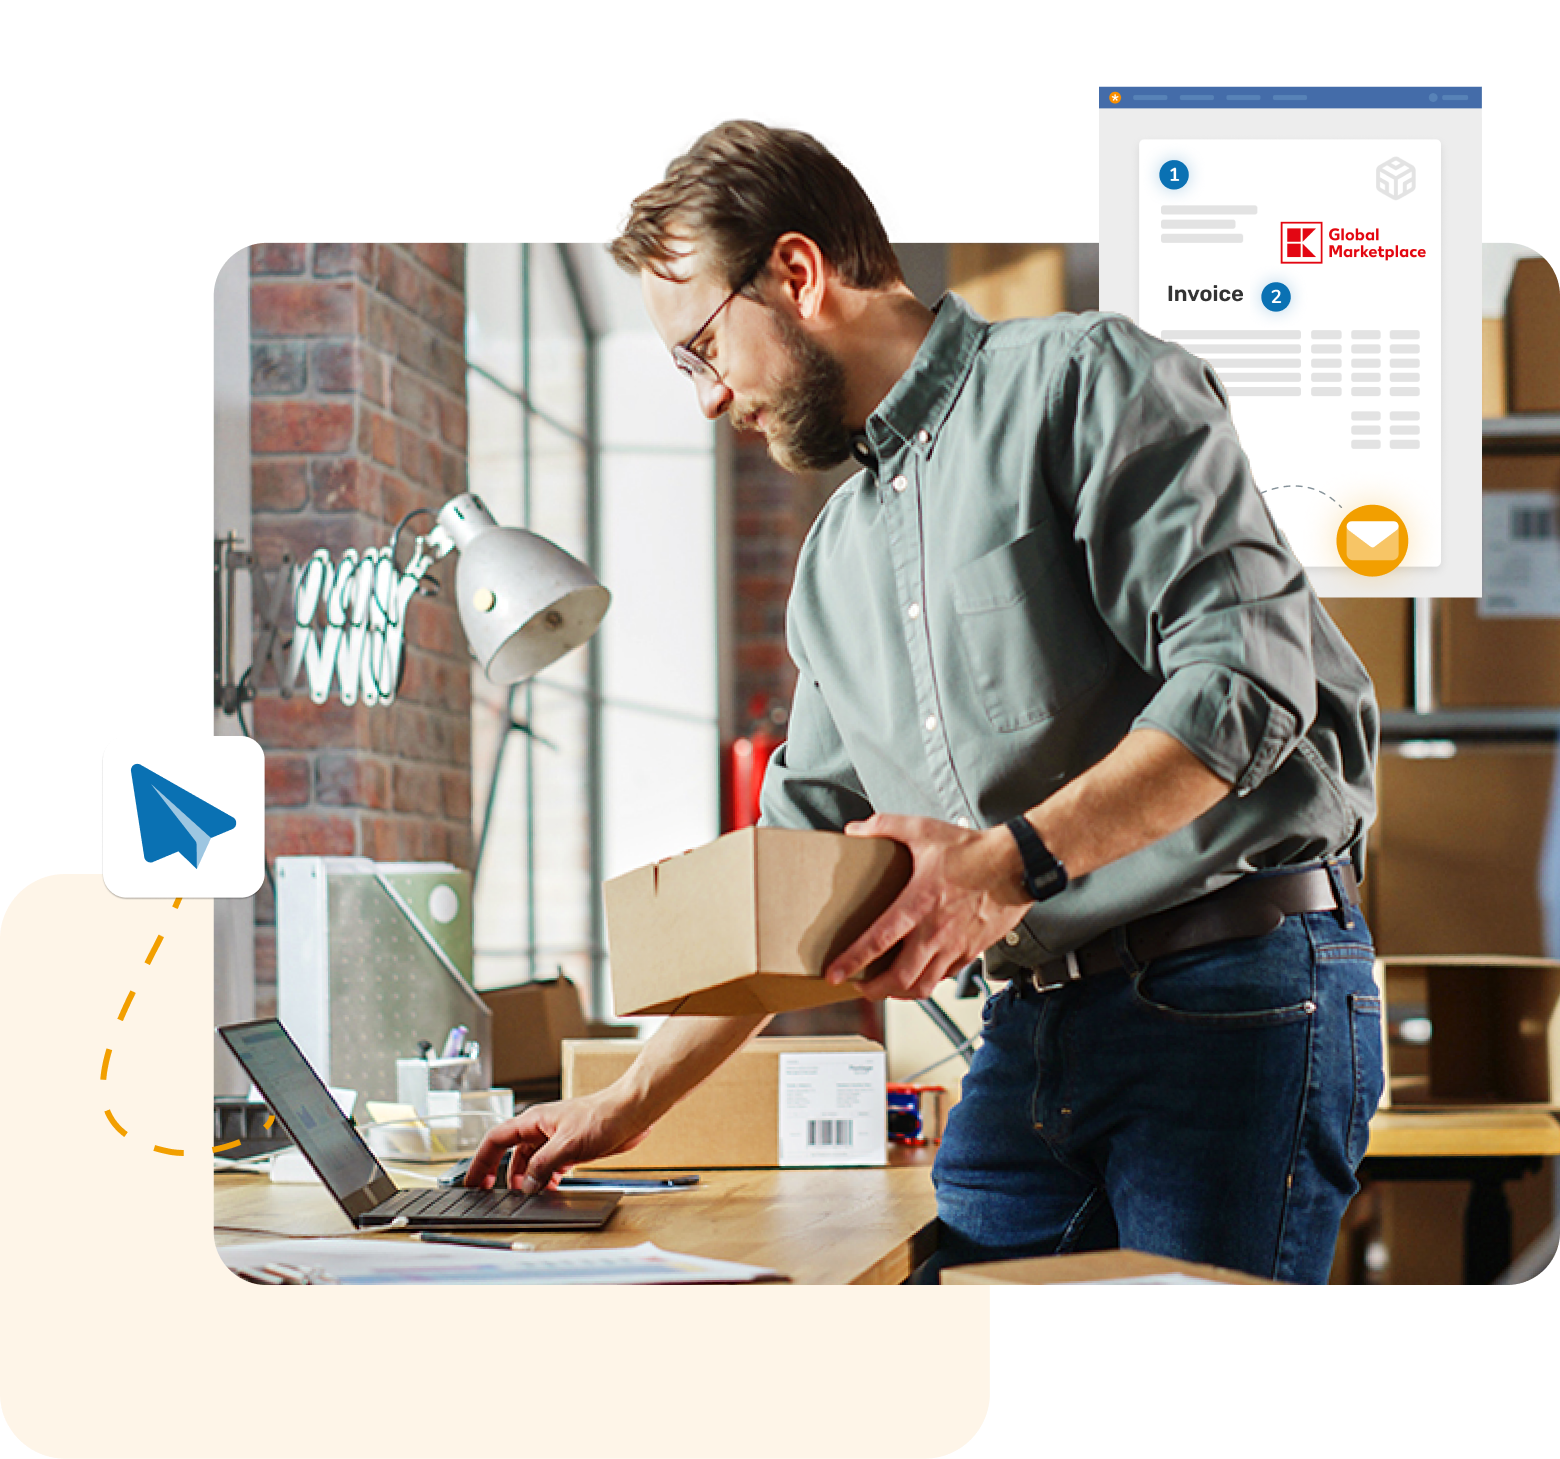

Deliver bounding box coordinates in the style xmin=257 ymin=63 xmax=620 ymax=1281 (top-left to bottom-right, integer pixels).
xmin=1004 ymin=815 xmax=1068 ymax=903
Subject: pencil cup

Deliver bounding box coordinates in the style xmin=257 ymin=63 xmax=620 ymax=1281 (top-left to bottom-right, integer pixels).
xmin=396 ymin=1055 xmax=481 ymax=1115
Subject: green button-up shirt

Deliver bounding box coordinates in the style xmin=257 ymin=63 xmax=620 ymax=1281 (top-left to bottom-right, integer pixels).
xmin=758 ymin=294 xmax=1378 ymax=965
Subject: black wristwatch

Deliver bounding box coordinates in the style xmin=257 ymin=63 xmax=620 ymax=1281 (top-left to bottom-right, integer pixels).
xmin=1005 ymin=815 xmax=1068 ymax=903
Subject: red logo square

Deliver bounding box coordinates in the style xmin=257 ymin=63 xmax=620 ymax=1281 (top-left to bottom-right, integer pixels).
xmin=1281 ymin=221 xmax=1323 ymax=264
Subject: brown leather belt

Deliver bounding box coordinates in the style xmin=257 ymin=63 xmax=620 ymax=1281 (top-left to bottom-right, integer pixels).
xmin=1019 ymin=861 xmax=1360 ymax=993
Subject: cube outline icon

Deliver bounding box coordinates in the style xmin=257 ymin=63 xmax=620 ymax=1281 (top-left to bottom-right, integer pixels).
xmin=1377 ymin=156 xmax=1415 ymax=200
xmin=1280 ymin=221 xmax=1324 ymax=264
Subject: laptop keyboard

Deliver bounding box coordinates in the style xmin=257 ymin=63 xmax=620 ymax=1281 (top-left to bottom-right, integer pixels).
xmin=372 ymin=1186 xmax=534 ymax=1220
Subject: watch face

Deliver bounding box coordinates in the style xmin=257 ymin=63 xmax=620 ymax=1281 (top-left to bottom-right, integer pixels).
xmin=1007 ymin=815 xmax=1066 ymax=902
xmin=1029 ymin=863 xmax=1066 ymax=901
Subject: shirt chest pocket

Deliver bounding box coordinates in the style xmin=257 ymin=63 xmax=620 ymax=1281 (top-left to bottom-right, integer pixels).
xmin=950 ymin=528 xmax=1111 ymax=732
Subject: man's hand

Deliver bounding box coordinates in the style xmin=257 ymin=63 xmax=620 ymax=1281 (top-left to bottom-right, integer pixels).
xmin=825 ymin=814 xmax=1031 ymax=1000
xmin=818 ymin=733 xmax=1232 ymax=1002
xmin=463 ymin=1091 xmax=650 ymax=1195
xmin=463 ymin=1014 xmax=768 ymax=1193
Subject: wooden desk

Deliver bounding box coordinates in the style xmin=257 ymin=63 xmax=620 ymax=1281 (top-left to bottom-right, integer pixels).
xmin=215 ymin=1159 xmax=939 ymax=1286
xmin=1366 ymin=1108 xmax=1560 ymax=1159
xmin=1361 ymin=1108 xmax=1560 ymax=1283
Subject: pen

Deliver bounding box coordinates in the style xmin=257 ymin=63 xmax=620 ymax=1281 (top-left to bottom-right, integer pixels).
xmin=417 ymin=1233 xmax=536 ymax=1252
xmin=558 ymin=1175 xmax=699 ymax=1192
xmin=233 ymin=1267 xmax=287 ymax=1284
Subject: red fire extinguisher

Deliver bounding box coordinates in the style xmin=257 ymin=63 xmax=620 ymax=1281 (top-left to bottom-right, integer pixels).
xmin=724 ymin=694 xmax=788 ymax=830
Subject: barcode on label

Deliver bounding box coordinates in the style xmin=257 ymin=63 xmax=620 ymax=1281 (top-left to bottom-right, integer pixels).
xmin=1512 ymin=505 xmax=1556 ymax=541
xmin=806 ymin=1119 xmax=854 ymax=1148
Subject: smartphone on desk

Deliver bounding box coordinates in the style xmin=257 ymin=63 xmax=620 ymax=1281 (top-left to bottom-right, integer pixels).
xmin=440 ymin=1157 xmax=698 ymax=1191
xmin=559 ymin=1175 xmax=700 ymax=1192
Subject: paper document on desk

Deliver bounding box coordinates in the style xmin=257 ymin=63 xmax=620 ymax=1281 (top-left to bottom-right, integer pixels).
xmin=220 ymin=1239 xmax=784 ymax=1285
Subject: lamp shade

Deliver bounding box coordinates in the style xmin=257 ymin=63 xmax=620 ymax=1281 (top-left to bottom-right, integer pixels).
xmin=435 ymin=493 xmax=610 ymax=685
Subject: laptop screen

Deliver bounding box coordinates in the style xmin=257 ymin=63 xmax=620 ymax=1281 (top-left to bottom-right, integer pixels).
xmin=220 ymin=1019 xmax=398 ymax=1216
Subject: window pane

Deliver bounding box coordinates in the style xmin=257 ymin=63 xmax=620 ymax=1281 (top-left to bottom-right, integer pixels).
xmin=466 ymin=243 xmax=522 ymax=393
xmin=466 ymin=243 xmax=598 ymax=1004
xmin=528 ymin=244 xmax=588 ymax=434
xmin=466 ymin=371 xmax=524 ymax=528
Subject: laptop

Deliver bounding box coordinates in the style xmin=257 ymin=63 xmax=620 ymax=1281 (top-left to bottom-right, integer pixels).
xmin=219 ymin=1018 xmax=620 ymax=1231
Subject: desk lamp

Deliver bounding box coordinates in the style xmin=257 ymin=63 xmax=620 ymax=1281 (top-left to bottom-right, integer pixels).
xmin=421 ymin=492 xmax=610 ymax=684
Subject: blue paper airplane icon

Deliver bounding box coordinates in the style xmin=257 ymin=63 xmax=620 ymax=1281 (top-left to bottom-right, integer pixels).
xmin=131 ymin=764 xmax=238 ymax=869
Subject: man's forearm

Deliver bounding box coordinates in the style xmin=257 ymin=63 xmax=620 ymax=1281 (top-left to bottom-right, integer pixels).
xmin=608 ymin=1012 xmax=773 ymax=1128
xmin=1015 ymin=726 xmax=1232 ymax=884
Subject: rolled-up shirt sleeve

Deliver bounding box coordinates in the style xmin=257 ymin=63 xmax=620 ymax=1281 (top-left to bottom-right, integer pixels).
xmin=1047 ymin=318 xmax=1317 ymax=795
xmin=757 ymin=626 xmax=874 ymax=832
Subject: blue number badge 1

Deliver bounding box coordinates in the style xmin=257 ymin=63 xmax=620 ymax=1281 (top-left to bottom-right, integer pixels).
xmin=1159 ymin=159 xmax=1189 ymax=190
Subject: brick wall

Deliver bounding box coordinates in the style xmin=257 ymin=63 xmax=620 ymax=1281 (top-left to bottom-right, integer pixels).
xmin=730 ymin=433 xmax=796 ymax=734
xmin=247 ymin=243 xmax=472 ymax=1014
xmin=728 ymin=433 xmax=843 ymax=741
xmin=728 ymin=433 xmax=874 ymax=1041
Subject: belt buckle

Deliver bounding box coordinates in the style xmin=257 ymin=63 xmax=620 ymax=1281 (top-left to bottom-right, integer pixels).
xmin=1027 ymin=950 xmax=1081 ymax=994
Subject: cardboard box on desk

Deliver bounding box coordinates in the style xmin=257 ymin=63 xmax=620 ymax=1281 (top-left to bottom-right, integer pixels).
xmin=603 ymin=827 xmax=911 ymax=1018
xmin=562 ymin=1035 xmax=887 ymax=1169
xmin=942 ymin=1250 xmax=1279 ymax=1285
xmin=480 ymin=977 xmax=631 ymax=1087
xmin=1375 ymin=956 xmax=1560 ymax=1109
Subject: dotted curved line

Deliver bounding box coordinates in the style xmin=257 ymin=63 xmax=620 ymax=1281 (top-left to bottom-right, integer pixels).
xmin=101 ymin=898 xmax=220 ymax=1156
xmin=1258 ymin=484 xmax=1345 ymax=509
xmin=206 ymin=1118 xmax=272 ymax=1156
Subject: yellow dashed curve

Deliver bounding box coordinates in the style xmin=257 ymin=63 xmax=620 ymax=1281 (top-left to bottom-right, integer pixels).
xmin=104 ymin=900 xmax=209 ymax=1157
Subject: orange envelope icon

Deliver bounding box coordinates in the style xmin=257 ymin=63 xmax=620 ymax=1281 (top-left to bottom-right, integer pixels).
xmin=1344 ymin=518 xmax=1400 ymax=561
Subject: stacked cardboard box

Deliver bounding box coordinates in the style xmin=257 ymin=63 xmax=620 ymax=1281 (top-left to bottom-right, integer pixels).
xmin=1370 ymin=744 xmax=1553 ymax=958
xmin=1356 ymin=253 xmax=1560 ymax=1281
xmin=1506 ymin=255 xmax=1560 ymax=413
xmin=1319 ymin=597 xmax=1410 ymax=711
xmin=948 ymin=243 xmax=1067 ymax=321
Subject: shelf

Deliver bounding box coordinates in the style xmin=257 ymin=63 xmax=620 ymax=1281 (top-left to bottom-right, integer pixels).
xmin=1483 ymin=415 xmax=1560 ymax=452
xmin=1382 ymin=708 xmax=1560 ymax=744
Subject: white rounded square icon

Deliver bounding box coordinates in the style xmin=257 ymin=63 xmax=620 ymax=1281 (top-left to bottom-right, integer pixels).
xmin=103 ymin=738 xmax=265 ymax=898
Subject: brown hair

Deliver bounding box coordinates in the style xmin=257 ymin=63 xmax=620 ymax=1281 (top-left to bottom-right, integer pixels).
xmin=609 ymin=120 xmax=903 ymax=292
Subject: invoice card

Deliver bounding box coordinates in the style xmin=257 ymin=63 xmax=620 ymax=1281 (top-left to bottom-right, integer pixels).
xmin=1136 ymin=138 xmax=1441 ymax=571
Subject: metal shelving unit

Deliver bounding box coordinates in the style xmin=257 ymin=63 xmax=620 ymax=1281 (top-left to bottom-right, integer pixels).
xmin=1391 ymin=416 xmax=1560 ymax=730
xmin=1385 ymin=414 xmax=1560 ymax=1282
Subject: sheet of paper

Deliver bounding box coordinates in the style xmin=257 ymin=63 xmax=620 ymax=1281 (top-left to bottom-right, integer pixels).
xmin=1137 ymin=137 xmax=1442 ymax=572
xmin=219 ymin=1239 xmax=783 ymax=1285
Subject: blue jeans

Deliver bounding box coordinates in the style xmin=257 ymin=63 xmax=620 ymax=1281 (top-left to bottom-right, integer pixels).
xmin=918 ymin=871 xmax=1384 ymax=1284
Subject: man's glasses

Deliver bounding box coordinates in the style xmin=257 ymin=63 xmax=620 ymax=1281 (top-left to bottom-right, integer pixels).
xmin=670 ymin=254 xmax=769 ymax=386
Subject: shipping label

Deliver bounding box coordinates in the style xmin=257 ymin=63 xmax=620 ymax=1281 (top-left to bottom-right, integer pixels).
xmin=776 ymin=1052 xmax=887 ymax=1167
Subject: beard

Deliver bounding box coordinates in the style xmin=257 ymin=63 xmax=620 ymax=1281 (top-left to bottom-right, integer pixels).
xmin=747 ymin=313 xmax=854 ymax=474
